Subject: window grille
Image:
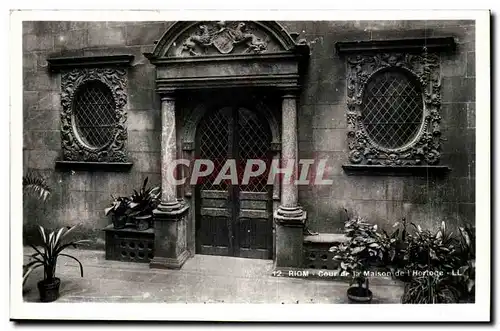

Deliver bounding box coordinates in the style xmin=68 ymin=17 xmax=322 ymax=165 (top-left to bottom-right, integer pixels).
xmin=237 ymin=108 xmax=271 ymax=192
xmin=197 ymin=107 xmax=271 ymax=192
xmin=73 ymin=80 xmax=117 ymax=149
xmin=362 ymin=69 xmax=423 ymax=150
xmin=198 ymin=107 xmax=230 ymax=191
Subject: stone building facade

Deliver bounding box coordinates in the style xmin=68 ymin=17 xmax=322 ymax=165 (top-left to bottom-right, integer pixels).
xmin=22 ymin=20 xmax=475 ymax=269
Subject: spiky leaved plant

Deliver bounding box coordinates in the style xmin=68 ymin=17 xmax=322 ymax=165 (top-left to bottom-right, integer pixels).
xmin=23 ymin=224 xmax=90 ymax=286
xmin=400 ymin=221 xmax=461 ymax=304
xmin=23 ymin=173 xmax=51 ymax=201
xmin=128 ymin=177 xmax=161 ymax=218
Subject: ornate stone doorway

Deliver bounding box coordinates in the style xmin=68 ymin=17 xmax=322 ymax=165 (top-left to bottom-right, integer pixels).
xmin=146 ymin=21 xmax=310 ymax=270
xmin=195 ymin=101 xmax=273 ymax=259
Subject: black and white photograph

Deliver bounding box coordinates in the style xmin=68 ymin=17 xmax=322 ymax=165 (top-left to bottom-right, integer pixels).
xmin=9 ymin=8 xmax=490 ymax=322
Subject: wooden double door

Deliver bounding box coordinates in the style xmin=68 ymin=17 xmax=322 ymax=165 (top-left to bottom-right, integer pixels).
xmin=195 ymin=104 xmax=273 ymax=259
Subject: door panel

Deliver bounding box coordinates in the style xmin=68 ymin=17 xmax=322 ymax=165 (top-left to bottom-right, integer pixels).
xmin=199 ymin=215 xmax=230 ymax=256
xmin=238 ymin=191 xmax=272 ymax=259
xmin=195 ymin=103 xmax=272 ymax=259
xmin=196 ymin=108 xmax=232 ymax=256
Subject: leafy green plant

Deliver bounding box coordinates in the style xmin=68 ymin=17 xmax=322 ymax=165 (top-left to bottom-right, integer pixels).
xmin=329 ymin=215 xmax=386 ymax=288
xmin=400 ymin=221 xmax=462 ymax=303
xmin=378 ymin=218 xmax=409 ymax=278
xmin=382 ymin=218 xmax=408 ymax=262
xmin=104 ymin=195 xmax=132 ymax=228
xmin=455 ymin=224 xmax=475 ymax=301
xmin=402 ymin=274 xmax=461 ymax=304
xmin=23 ymin=173 xmax=51 ymax=201
xmin=402 ymin=221 xmax=460 ymax=275
xmin=104 ymin=177 xmax=160 ymax=229
xmin=128 ymin=177 xmax=161 ymax=218
xmin=23 ymin=224 xmax=90 ymax=286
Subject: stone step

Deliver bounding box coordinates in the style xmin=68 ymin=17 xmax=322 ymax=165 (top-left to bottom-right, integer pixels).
xmin=297 ymin=233 xmax=402 ymax=287
xmin=304 ymin=233 xmax=348 ymax=244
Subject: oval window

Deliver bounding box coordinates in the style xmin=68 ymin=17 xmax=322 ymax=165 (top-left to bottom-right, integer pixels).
xmin=362 ymin=69 xmax=423 ymax=150
xmin=73 ymin=80 xmax=116 ymax=149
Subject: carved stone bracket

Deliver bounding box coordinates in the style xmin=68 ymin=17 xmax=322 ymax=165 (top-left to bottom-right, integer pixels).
xmin=60 ymin=67 xmax=129 ymax=163
xmin=345 ymin=51 xmax=443 ymax=166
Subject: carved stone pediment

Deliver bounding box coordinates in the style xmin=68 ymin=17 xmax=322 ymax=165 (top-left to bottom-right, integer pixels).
xmin=145 ymin=21 xmax=309 ymax=92
xmin=169 ymin=21 xmax=283 ymax=57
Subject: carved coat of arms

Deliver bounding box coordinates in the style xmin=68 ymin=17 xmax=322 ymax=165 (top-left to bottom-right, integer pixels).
xmin=180 ymin=21 xmax=268 ymax=56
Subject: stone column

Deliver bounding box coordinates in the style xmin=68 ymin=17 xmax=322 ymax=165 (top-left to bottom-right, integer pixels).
xmin=274 ymin=90 xmax=306 ymax=269
xmin=150 ymin=93 xmax=190 ymax=270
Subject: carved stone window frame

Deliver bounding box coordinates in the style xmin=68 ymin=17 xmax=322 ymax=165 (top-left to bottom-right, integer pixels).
xmin=336 ymin=38 xmax=455 ymax=176
xmin=47 ymin=55 xmax=135 ymax=171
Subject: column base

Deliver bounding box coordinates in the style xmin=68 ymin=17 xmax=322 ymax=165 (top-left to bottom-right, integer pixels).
xmin=150 ymin=202 xmax=190 ymax=270
xmin=275 ymin=205 xmax=306 ymax=227
xmin=150 ymin=250 xmax=190 ymax=270
xmin=155 ymin=199 xmax=185 ymax=213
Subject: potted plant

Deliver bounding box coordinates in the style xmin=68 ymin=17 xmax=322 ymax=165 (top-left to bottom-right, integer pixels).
xmin=128 ymin=177 xmax=160 ymax=231
xmin=23 ymin=224 xmax=89 ymax=302
xmin=400 ymin=221 xmax=461 ymax=303
xmin=330 ymin=215 xmax=386 ymax=303
xmin=104 ymin=177 xmax=160 ymax=231
xmin=104 ymin=196 xmax=132 ymax=229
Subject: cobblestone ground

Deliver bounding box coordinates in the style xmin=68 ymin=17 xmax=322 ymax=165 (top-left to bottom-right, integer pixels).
xmin=22 ymin=248 xmax=403 ymax=304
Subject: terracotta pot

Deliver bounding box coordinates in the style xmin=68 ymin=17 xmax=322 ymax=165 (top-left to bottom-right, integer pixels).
xmin=347 ymin=286 xmax=373 ymax=303
xmin=37 ymin=277 xmax=61 ymax=302
xmin=135 ymin=215 xmax=152 ymax=231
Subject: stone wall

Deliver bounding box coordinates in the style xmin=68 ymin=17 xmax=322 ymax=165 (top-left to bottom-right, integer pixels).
xmin=22 ymin=20 xmax=476 ymax=247
xmin=279 ymin=20 xmax=476 ymax=233
xmin=22 ymin=21 xmax=175 ymax=247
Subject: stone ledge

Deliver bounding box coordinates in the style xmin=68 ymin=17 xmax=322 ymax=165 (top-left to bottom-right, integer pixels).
xmin=335 ymin=37 xmax=456 ymax=54
xmin=304 ymin=233 xmax=348 ymax=244
xmin=47 ymin=54 xmax=135 ymax=72
xmin=102 ymin=224 xmax=154 ymax=234
xmin=342 ymin=164 xmax=451 ymax=177
xmin=55 ymin=160 xmax=133 ymax=172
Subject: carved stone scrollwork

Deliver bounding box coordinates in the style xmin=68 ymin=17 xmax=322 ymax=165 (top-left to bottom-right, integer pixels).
xmin=346 ymin=51 xmax=442 ymax=166
xmin=177 ymin=21 xmax=269 ymax=57
xmin=60 ymin=68 xmax=128 ymax=162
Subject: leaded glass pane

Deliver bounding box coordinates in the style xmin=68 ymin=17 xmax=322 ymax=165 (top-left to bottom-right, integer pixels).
xmin=73 ymin=80 xmax=116 ymax=149
xmin=362 ymin=70 xmax=423 ymax=149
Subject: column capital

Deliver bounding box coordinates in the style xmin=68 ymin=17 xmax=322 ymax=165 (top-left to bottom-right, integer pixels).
xmin=161 ymin=93 xmax=176 ymax=102
xmin=280 ymin=88 xmax=300 ymax=99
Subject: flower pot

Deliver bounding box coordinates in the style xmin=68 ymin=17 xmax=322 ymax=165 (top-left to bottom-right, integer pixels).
xmin=37 ymin=277 xmax=61 ymax=302
xmin=347 ymin=286 xmax=373 ymax=303
xmin=135 ymin=215 xmax=152 ymax=231
xmin=112 ymin=215 xmax=127 ymax=229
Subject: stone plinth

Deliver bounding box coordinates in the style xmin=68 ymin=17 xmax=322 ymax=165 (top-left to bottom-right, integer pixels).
xmin=274 ymin=210 xmax=307 ymax=268
xmin=103 ymin=224 xmax=155 ymax=263
xmin=150 ymin=203 xmax=190 ymax=269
